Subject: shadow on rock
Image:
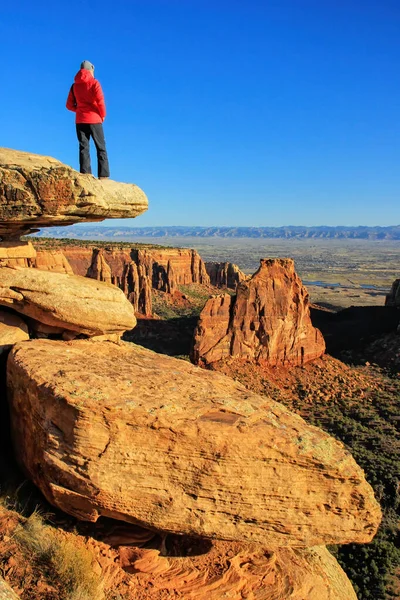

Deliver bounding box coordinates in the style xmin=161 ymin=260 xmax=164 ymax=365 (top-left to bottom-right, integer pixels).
xmin=124 ymin=316 xmax=199 ymax=357
xmin=311 ymin=305 xmax=399 ymax=369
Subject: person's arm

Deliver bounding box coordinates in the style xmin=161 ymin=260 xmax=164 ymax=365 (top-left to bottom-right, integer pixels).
xmin=66 ymin=85 xmax=77 ymax=112
xmin=93 ymin=80 xmax=106 ymax=121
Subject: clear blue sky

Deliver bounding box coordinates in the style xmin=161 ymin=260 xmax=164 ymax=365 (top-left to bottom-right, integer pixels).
xmin=1 ymin=0 xmax=399 ymax=227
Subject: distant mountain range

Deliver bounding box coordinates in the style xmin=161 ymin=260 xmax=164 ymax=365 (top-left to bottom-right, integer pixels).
xmin=34 ymin=225 xmax=400 ymax=240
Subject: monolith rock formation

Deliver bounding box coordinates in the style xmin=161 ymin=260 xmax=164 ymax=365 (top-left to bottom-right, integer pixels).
xmin=8 ymin=339 xmax=381 ymax=547
xmin=192 ymin=258 xmax=326 ymax=366
xmin=0 ymin=148 xmax=148 ymax=239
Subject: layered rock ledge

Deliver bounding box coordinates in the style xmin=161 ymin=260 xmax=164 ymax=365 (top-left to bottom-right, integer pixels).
xmin=0 ymin=267 xmax=136 ymax=336
xmin=0 ymin=148 xmax=148 ymax=239
xmin=7 ymin=339 xmax=381 ymax=546
xmin=192 ymin=258 xmax=326 ymax=366
xmin=119 ymin=543 xmax=358 ymax=600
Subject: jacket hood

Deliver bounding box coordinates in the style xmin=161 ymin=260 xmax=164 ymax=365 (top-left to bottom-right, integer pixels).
xmin=74 ymin=69 xmax=94 ymax=84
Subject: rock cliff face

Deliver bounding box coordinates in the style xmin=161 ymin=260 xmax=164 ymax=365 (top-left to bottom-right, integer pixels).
xmin=15 ymin=244 xmax=211 ymax=316
xmin=192 ymin=258 xmax=326 ymax=366
xmin=8 ymin=339 xmax=381 ymax=547
xmin=205 ymin=261 xmax=247 ymax=289
xmin=0 ymin=148 xmax=148 ymax=239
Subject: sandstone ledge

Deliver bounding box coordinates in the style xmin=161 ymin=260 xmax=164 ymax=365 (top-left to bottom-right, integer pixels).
xmin=0 ymin=267 xmax=136 ymax=335
xmin=7 ymin=339 xmax=381 ymax=546
xmin=0 ymin=148 xmax=148 ymax=238
xmin=120 ymin=543 xmax=357 ymax=600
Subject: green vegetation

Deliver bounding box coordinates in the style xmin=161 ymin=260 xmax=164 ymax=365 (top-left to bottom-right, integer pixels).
xmin=294 ymin=375 xmax=400 ymax=599
xmin=26 ymin=236 xmax=175 ymax=251
xmin=152 ymin=284 xmax=213 ymax=320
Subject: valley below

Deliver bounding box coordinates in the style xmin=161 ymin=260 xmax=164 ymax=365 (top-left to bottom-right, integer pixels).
xmin=35 ymin=232 xmax=398 ymax=309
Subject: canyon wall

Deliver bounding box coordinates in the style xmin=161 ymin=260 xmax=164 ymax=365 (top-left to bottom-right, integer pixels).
xmin=20 ymin=245 xmax=212 ymax=316
xmin=205 ymin=261 xmax=247 ymax=289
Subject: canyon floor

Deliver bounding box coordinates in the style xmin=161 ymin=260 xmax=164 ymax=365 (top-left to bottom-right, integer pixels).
xmin=33 ymin=235 xmax=398 ymax=310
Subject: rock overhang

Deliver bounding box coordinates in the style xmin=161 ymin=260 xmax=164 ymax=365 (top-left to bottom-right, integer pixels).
xmin=0 ymin=148 xmax=148 ymax=239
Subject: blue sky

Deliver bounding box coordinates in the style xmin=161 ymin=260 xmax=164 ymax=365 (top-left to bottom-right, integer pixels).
xmin=1 ymin=0 xmax=399 ymax=227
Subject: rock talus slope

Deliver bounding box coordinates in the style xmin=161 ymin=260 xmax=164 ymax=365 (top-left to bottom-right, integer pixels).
xmin=0 ymin=148 xmax=148 ymax=238
xmin=7 ymin=339 xmax=381 ymax=546
xmin=192 ymin=258 xmax=325 ymax=366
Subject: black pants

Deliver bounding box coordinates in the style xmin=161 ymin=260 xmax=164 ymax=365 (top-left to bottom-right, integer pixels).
xmin=76 ymin=123 xmax=110 ymax=178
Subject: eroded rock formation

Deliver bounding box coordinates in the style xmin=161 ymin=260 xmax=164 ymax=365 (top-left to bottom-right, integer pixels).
xmin=8 ymin=244 xmax=214 ymax=316
xmin=8 ymin=339 xmax=381 ymax=547
xmin=0 ymin=148 xmax=148 ymax=239
xmin=118 ymin=542 xmax=358 ymax=600
xmin=192 ymin=258 xmax=326 ymax=366
xmin=205 ymin=261 xmax=247 ymax=289
xmin=0 ymin=267 xmax=136 ymax=336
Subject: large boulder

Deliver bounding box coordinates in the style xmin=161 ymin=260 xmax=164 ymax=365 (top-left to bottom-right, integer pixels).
xmin=0 ymin=148 xmax=148 ymax=238
xmin=192 ymin=258 xmax=326 ymax=366
xmin=0 ymin=267 xmax=136 ymax=336
xmin=7 ymin=339 xmax=381 ymax=546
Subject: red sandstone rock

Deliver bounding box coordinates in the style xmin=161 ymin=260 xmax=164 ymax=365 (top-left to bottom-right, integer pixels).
xmin=11 ymin=244 xmax=211 ymax=317
xmin=0 ymin=148 xmax=148 ymax=239
xmin=192 ymin=258 xmax=325 ymax=366
xmin=0 ymin=310 xmax=29 ymax=355
xmin=33 ymin=249 xmax=74 ymax=274
xmin=119 ymin=543 xmax=358 ymax=600
xmin=7 ymin=339 xmax=381 ymax=547
xmin=0 ymin=267 xmax=136 ymax=336
xmin=205 ymin=261 xmax=247 ymax=289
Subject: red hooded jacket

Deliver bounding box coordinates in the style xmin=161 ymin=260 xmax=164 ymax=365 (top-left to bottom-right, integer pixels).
xmin=66 ymin=69 xmax=106 ymax=124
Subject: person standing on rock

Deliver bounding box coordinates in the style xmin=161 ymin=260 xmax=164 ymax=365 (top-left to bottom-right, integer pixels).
xmin=66 ymin=60 xmax=110 ymax=179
